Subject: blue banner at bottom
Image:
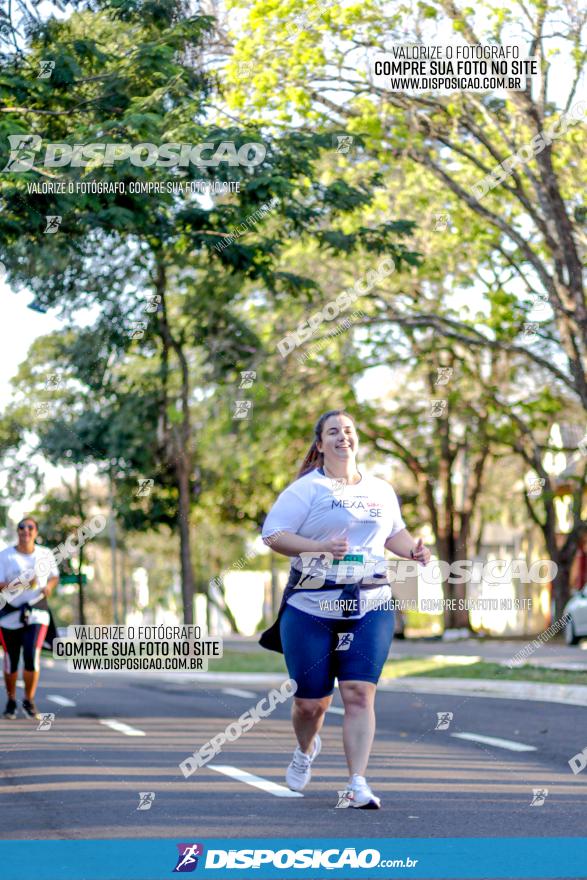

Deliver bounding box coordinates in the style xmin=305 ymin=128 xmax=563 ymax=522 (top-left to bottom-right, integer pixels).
xmin=0 ymin=837 xmax=585 ymax=879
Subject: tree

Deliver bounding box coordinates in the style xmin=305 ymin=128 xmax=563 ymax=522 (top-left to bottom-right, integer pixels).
xmin=492 ymin=395 xmax=587 ymax=619
xmin=225 ymin=0 xmax=586 ymax=403
xmin=221 ymin=0 xmax=587 ymax=613
xmin=0 ymin=0 xmax=418 ymax=623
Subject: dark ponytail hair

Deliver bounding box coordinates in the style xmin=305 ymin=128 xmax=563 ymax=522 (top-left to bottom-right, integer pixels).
xmin=297 ymin=410 xmax=355 ymax=479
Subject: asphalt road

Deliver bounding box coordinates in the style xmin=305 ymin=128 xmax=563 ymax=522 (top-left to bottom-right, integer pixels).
xmin=0 ymin=658 xmax=585 ymax=849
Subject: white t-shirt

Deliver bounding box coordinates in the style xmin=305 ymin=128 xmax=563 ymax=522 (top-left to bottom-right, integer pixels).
xmin=0 ymin=545 xmax=59 ymax=630
xmin=262 ymin=468 xmax=406 ymax=619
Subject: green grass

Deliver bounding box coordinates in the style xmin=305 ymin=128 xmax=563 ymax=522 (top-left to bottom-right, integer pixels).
xmin=381 ymin=657 xmax=587 ymax=686
xmin=210 ymin=650 xmax=587 ymax=686
xmin=212 ymin=650 xmax=287 ymax=673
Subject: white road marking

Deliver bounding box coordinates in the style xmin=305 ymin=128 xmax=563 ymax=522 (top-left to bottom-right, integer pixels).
xmin=327 ymin=706 xmax=345 ymax=715
xmin=451 ymin=732 xmax=536 ymax=752
xmin=47 ymin=695 xmax=76 ymax=707
xmin=99 ymin=719 xmax=146 ymax=737
xmin=222 ymin=688 xmax=257 ymax=699
xmin=209 ymin=764 xmax=303 ymax=797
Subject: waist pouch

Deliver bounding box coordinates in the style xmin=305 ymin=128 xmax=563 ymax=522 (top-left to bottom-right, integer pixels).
xmin=0 ymin=595 xmax=49 ymax=624
xmin=259 ymin=565 xmax=389 ymax=654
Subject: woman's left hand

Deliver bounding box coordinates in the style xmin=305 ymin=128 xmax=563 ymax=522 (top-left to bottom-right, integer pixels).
xmin=411 ymin=538 xmax=431 ymax=565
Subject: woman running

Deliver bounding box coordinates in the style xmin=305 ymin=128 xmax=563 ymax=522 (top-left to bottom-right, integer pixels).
xmin=260 ymin=410 xmax=430 ymax=808
xmin=0 ymin=517 xmax=59 ymax=720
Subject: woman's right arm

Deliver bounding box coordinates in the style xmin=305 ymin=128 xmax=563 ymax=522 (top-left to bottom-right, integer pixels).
xmin=0 ymin=571 xmax=37 ymax=591
xmin=261 ymin=478 xmax=349 ymax=559
xmin=265 ymin=532 xmax=349 ymax=559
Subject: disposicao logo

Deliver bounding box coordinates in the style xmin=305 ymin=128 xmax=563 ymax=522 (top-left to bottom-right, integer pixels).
xmin=3 ymin=135 xmax=266 ymax=171
xmin=173 ymin=843 xmax=204 ymax=873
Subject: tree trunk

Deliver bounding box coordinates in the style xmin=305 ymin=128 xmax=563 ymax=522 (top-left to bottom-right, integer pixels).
xmin=208 ymin=591 xmax=239 ymax=632
xmin=155 ymin=256 xmax=196 ymax=626
xmin=78 ymin=543 xmax=85 ymax=625
xmin=121 ymin=549 xmax=127 ymax=624
xmin=108 ymin=471 xmax=119 ymax=625
xmin=74 ymin=467 xmax=85 ymax=625
xmin=551 ymin=556 xmax=572 ymax=623
xmin=437 ymin=405 xmax=471 ymax=629
xmin=439 ymin=542 xmax=470 ymax=629
xmin=548 ymin=528 xmax=584 ymax=621
xmin=177 ymin=456 xmax=195 ymax=624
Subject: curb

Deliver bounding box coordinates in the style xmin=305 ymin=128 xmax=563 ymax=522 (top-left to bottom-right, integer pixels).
xmin=524 ymin=659 xmax=587 ymax=672
xmin=377 ymin=676 xmax=587 ymax=707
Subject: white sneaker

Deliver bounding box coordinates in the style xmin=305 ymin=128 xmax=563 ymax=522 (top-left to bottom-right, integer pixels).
xmin=285 ymin=734 xmax=322 ymax=791
xmin=347 ymin=774 xmax=381 ymax=809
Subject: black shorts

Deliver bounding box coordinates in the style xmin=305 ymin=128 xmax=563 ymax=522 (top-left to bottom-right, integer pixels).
xmin=0 ymin=624 xmax=48 ymax=674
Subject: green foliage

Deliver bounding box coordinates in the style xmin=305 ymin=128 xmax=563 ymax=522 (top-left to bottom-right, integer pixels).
xmin=1 ymin=0 xmax=585 ymax=629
